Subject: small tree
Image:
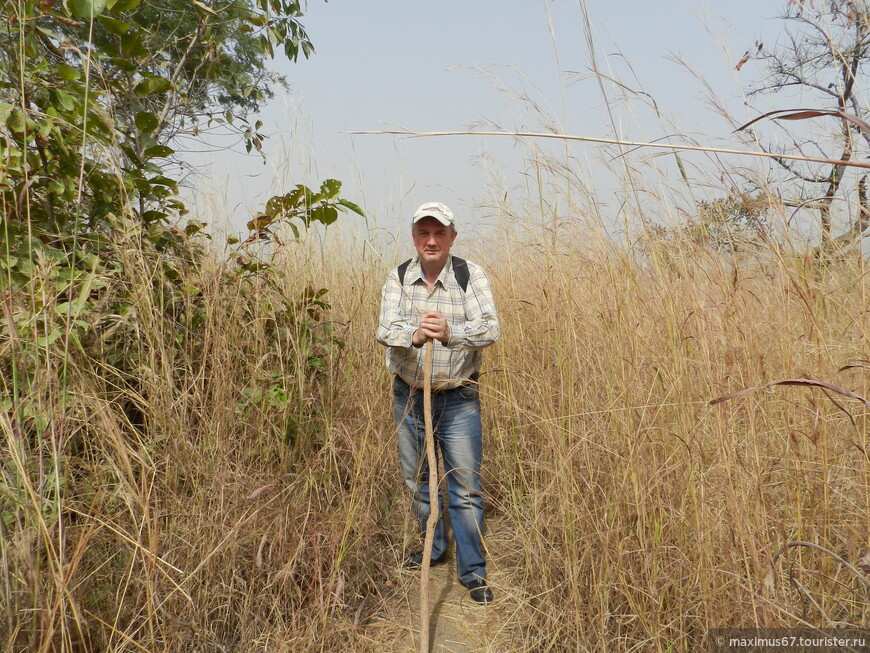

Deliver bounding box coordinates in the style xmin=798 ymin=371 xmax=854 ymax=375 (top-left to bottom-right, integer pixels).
xmin=643 ymin=192 xmax=771 ymax=257
xmin=695 ymin=192 xmax=771 ymax=251
xmin=742 ymin=0 xmax=870 ymax=249
xmin=0 ymin=0 xmax=314 ymax=233
xmin=0 ymin=0 xmax=362 ymax=419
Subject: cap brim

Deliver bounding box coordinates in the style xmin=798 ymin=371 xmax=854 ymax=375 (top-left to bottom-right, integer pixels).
xmin=412 ymin=213 xmax=453 ymax=226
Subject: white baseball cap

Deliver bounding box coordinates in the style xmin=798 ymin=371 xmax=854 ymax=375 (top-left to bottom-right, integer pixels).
xmin=412 ymin=201 xmax=455 ymax=226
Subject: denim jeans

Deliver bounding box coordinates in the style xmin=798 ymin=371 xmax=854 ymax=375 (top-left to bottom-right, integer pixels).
xmin=393 ymin=375 xmax=486 ymax=585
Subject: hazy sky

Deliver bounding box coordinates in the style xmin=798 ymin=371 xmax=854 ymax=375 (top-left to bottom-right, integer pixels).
xmin=185 ymin=1 xmax=785 ymax=238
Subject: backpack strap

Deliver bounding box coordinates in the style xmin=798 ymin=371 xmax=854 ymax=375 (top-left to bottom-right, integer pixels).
xmin=397 ymin=258 xmax=412 ymax=286
xmin=451 ymin=256 xmax=470 ymax=292
xmin=396 ymin=256 xmax=470 ymax=292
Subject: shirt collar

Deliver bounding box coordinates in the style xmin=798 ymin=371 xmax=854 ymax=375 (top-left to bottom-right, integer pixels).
xmin=410 ymin=255 xmax=453 ymax=288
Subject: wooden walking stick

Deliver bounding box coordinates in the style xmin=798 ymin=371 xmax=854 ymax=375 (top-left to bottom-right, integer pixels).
xmin=419 ymin=338 xmax=438 ymax=653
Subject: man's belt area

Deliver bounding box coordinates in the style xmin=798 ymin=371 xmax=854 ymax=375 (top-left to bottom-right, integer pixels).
xmin=396 ymin=372 xmax=479 ymax=393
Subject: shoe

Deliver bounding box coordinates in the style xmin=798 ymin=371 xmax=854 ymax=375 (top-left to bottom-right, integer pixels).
xmin=403 ymin=550 xmax=448 ymax=570
xmin=463 ymin=579 xmax=493 ymax=604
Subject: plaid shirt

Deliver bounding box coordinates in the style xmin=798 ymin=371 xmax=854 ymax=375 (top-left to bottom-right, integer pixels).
xmin=376 ymin=256 xmax=500 ymax=389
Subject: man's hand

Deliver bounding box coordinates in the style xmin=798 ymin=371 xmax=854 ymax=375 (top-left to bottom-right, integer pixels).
xmin=413 ymin=310 xmax=450 ymax=346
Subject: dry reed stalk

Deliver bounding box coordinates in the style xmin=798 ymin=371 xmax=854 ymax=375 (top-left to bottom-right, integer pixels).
xmin=343 ymin=128 xmax=870 ymax=170
xmin=418 ymin=339 xmax=438 ymax=653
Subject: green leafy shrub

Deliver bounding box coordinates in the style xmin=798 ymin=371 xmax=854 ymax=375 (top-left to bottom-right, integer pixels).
xmin=0 ymin=2 xmax=367 ymax=648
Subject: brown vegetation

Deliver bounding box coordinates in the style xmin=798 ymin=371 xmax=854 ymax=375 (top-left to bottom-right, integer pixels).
xmin=6 ymin=205 xmax=868 ymax=651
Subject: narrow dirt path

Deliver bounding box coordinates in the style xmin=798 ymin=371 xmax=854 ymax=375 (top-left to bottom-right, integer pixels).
xmin=365 ymin=518 xmax=519 ymax=652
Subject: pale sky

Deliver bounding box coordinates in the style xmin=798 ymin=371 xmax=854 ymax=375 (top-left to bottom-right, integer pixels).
xmin=183 ymin=1 xmax=786 ymax=239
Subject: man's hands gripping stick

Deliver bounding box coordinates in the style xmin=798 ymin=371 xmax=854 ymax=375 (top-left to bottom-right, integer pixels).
xmin=413 ymin=310 xmax=450 ymax=347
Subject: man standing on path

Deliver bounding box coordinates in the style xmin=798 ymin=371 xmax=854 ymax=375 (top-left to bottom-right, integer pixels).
xmin=376 ymin=202 xmax=500 ymax=604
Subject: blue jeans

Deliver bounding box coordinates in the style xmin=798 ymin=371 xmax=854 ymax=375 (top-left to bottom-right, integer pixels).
xmin=393 ymin=375 xmax=486 ymax=585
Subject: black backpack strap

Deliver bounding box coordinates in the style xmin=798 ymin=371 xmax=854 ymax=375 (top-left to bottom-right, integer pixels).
xmin=452 ymin=256 xmax=470 ymax=292
xmin=397 ymin=258 xmax=412 ymax=286
xmin=397 ymin=256 xmax=469 ymax=292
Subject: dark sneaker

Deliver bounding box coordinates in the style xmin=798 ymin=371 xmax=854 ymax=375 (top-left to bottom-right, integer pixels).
xmin=463 ymin=579 xmax=493 ymax=604
xmin=403 ymin=550 xmax=448 ymax=570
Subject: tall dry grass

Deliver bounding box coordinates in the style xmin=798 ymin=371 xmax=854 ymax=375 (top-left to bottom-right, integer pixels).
xmin=3 ymin=192 xmax=870 ymax=651
xmin=289 ymin=200 xmax=869 ymax=650
xmin=6 ymin=0 xmax=870 ymax=647
xmin=4 ymin=58 xmax=870 ymax=648
xmin=476 ymin=217 xmax=870 ymax=650
xmin=1 ymin=225 xmax=401 ymax=651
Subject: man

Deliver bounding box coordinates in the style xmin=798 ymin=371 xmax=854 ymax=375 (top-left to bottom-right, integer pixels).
xmin=376 ymin=201 xmax=500 ymax=604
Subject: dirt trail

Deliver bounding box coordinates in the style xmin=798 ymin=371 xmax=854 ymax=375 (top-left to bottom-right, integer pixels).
xmin=366 ymin=520 xmax=518 ymax=652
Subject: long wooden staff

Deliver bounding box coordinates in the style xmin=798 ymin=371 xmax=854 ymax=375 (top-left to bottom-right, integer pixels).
xmin=419 ymin=338 xmax=438 ymax=653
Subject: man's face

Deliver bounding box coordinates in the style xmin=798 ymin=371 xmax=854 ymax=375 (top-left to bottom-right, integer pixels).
xmin=412 ymin=217 xmax=457 ymax=269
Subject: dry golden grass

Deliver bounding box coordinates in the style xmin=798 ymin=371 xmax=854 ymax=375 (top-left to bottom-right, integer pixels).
xmin=475 ymin=220 xmax=870 ymax=650
xmin=294 ymin=207 xmax=869 ymax=650
xmin=3 ymin=197 xmax=870 ymax=651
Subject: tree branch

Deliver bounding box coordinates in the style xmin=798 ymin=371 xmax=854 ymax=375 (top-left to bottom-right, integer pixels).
xmin=156 ymin=17 xmax=207 ymax=140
